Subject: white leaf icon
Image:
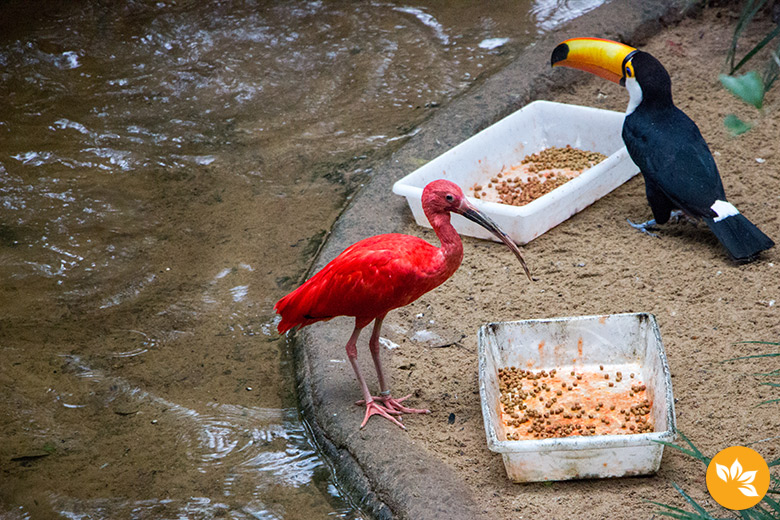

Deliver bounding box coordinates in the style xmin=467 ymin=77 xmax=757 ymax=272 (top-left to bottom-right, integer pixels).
xmin=716 ymin=463 xmax=730 ymax=483
xmin=738 ymin=470 xmax=757 ymax=484
xmin=739 ymin=484 xmax=759 ymax=497
xmin=730 ymin=458 xmax=743 ymax=480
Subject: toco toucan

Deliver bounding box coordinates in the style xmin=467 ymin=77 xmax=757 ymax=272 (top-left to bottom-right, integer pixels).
xmin=550 ymin=37 xmax=774 ymax=261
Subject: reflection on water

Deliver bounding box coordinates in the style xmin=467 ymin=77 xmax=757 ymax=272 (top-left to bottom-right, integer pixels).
xmin=0 ymin=0 xmax=604 ymax=518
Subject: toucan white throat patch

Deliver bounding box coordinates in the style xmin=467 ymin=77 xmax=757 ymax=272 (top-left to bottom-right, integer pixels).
xmin=625 ymin=76 xmax=642 ymax=115
xmin=711 ymin=200 xmax=740 ymax=222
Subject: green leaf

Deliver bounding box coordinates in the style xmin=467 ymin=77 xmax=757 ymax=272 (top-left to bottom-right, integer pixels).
xmin=720 ymin=71 xmax=765 ymax=109
xmin=724 ymin=114 xmax=753 ymax=136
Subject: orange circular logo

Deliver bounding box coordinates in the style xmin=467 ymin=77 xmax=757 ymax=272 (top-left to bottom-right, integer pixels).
xmin=706 ymin=446 xmax=770 ymax=510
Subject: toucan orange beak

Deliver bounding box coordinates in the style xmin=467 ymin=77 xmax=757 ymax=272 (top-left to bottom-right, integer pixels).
xmin=551 ymin=37 xmax=637 ymax=85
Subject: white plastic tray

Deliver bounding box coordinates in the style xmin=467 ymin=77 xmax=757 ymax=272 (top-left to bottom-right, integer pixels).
xmin=478 ymin=313 xmax=677 ymax=482
xmin=392 ymin=100 xmax=639 ymax=244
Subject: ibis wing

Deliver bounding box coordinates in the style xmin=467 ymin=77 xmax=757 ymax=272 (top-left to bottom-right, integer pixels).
xmin=275 ymin=234 xmax=439 ymax=331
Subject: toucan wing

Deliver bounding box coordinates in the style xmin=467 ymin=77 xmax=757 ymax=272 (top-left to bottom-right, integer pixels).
xmin=622 ymin=107 xmax=726 ymax=219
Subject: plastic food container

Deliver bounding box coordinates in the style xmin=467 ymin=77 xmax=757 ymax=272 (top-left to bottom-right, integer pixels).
xmin=478 ymin=313 xmax=677 ymax=482
xmin=392 ymin=100 xmax=639 ymax=244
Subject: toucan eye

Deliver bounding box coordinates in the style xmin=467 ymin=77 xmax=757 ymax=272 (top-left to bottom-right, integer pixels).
xmin=625 ymin=66 xmax=632 ymax=78
xmin=445 ymin=194 xmax=454 ymax=202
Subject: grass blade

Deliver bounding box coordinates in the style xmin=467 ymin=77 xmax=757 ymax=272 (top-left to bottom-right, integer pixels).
xmin=728 ymin=0 xmax=770 ymax=72
xmin=724 ymin=352 xmax=780 ymax=362
xmin=732 ymin=24 xmax=780 ymax=73
xmin=655 ymin=440 xmax=710 ymax=465
xmin=673 ymin=483 xmax=717 ymax=519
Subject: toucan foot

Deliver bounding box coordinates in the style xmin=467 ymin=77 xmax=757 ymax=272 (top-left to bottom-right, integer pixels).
xmin=667 ymin=210 xmax=684 ymax=224
xmin=627 ymin=218 xmax=660 ymax=238
xmin=668 ymin=210 xmax=700 ymax=225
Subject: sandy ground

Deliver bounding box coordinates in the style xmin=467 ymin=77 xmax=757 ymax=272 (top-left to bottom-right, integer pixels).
xmin=374 ymin=7 xmax=779 ymax=519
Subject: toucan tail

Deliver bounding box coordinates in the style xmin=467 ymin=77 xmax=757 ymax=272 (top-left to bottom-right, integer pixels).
xmin=704 ymin=213 xmax=774 ymax=261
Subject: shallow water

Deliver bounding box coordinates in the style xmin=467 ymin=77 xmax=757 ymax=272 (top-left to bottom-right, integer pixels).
xmin=0 ymin=1 xmax=604 ymax=517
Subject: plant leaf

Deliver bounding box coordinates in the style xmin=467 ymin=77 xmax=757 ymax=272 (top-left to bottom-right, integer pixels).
xmin=672 ymin=482 xmax=716 ymax=519
xmin=727 ymin=0 xmax=769 ymax=72
xmin=732 ymin=24 xmax=780 ymax=73
xmin=719 ymin=71 xmax=765 ymax=109
xmin=724 ymin=114 xmax=753 ymax=136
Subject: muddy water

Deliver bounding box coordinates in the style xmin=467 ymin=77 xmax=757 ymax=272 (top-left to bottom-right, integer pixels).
xmin=0 ymin=1 xmax=604 ymax=518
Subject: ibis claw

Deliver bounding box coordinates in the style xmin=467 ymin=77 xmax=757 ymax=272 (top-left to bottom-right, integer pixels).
xmin=356 ymin=393 xmax=429 ymax=415
xmin=360 ymin=400 xmax=406 ymax=430
xmin=355 ymin=393 xmax=429 ymax=429
xmin=378 ymin=393 xmax=431 ymax=415
xmin=627 ymin=218 xmax=660 ymax=238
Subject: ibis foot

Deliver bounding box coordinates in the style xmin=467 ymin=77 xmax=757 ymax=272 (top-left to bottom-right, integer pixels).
xmin=356 ymin=393 xmax=430 ymax=429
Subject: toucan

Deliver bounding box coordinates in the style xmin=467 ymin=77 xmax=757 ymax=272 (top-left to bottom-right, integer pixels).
xmin=550 ymin=37 xmax=774 ymax=261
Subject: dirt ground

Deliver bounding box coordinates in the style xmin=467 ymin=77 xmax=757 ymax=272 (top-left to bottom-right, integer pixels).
xmin=376 ymin=7 xmax=779 ymax=519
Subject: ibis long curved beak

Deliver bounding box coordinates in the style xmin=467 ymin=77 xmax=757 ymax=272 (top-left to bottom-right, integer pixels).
xmin=551 ymin=37 xmax=637 ymax=85
xmin=457 ymin=201 xmax=532 ymax=281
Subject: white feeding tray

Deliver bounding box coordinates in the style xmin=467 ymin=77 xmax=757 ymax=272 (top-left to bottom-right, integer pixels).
xmin=478 ymin=313 xmax=677 ymax=482
xmin=393 ymin=100 xmax=639 ymax=244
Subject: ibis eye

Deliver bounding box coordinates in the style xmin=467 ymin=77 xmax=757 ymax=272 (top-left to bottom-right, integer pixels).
xmin=445 ymin=194 xmax=454 ymax=202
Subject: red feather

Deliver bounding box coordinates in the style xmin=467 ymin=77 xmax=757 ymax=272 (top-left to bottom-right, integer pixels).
xmin=275 ymin=233 xmax=456 ymax=333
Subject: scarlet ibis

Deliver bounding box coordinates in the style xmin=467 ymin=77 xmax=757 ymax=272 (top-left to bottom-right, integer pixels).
xmin=551 ymin=37 xmax=773 ymax=260
xmin=275 ymin=179 xmax=531 ymax=429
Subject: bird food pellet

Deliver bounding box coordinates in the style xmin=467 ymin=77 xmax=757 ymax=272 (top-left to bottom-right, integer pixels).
xmin=470 ymin=145 xmax=607 ymax=206
xmin=497 ymin=364 xmax=654 ymax=440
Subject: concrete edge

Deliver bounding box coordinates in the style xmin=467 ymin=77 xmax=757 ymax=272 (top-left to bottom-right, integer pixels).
xmin=291 ymin=1 xmax=693 ymax=519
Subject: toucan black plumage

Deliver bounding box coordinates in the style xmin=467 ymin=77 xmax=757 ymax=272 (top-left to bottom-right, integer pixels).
xmin=551 ymin=37 xmax=774 ymax=261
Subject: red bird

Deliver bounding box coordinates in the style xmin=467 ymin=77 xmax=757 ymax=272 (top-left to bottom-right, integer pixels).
xmin=275 ymin=179 xmax=531 ymax=429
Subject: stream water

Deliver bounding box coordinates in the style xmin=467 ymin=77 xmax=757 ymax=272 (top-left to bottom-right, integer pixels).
xmin=0 ymin=1 xmax=604 ymax=518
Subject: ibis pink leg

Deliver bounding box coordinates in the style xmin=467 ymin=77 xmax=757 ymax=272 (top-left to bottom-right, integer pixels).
xmin=345 ymin=320 xmax=405 ymax=430
xmin=366 ymin=316 xmax=430 ymax=416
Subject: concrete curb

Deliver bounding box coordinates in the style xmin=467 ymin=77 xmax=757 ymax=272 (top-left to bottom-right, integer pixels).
xmin=291 ymin=1 xmax=690 ymax=518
